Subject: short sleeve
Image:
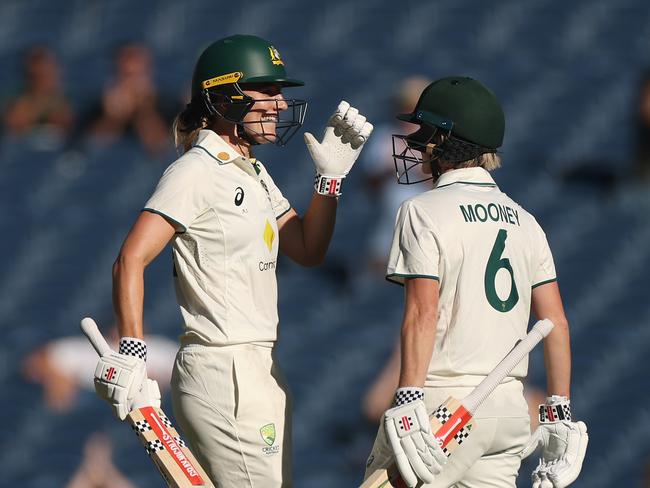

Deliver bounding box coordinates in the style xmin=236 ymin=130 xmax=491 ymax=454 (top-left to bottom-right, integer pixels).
xmin=532 ymin=224 xmax=557 ymax=288
xmin=386 ymin=200 xmax=440 ymax=285
xmin=144 ymin=157 xmax=213 ymax=232
xmin=258 ymin=162 xmax=291 ymax=219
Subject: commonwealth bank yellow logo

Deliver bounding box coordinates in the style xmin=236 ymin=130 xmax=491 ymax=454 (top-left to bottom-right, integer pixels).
xmin=263 ymin=219 xmax=275 ymax=252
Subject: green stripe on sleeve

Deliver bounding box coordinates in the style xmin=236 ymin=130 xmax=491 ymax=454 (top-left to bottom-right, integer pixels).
xmin=532 ymin=277 xmax=557 ymax=289
xmin=386 ymin=273 xmax=440 ymax=286
xmin=142 ymin=208 xmax=187 ymax=233
xmin=276 ymin=206 xmax=292 ymax=220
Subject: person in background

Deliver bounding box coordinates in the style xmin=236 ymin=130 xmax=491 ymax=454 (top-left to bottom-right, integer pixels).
xmin=2 ymin=45 xmax=74 ymax=139
xmin=65 ymin=433 xmax=137 ymax=488
xmin=85 ymin=42 xmax=172 ymax=156
xmin=22 ymin=325 xmax=176 ymax=413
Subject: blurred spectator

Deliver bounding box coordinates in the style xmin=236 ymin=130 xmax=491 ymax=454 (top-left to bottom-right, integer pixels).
xmin=634 ymin=70 xmax=650 ymax=182
xmin=22 ymin=325 xmax=177 ymax=413
xmin=2 ymin=45 xmax=74 ymax=140
xmin=85 ymin=42 xmax=173 ymax=156
xmin=65 ymin=433 xmax=136 ymax=488
xmin=360 ymin=75 xmax=432 ymax=274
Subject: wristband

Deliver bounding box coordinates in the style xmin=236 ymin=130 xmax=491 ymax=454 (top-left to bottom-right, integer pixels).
xmin=394 ymin=387 xmax=425 ymax=407
xmin=119 ymin=337 xmax=147 ymax=361
xmin=314 ymin=173 xmax=343 ymax=197
xmin=539 ymin=396 xmax=571 ymax=423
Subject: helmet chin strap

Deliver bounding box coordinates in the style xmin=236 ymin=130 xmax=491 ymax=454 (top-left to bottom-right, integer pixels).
xmin=424 ymin=142 xmax=443 ymax=178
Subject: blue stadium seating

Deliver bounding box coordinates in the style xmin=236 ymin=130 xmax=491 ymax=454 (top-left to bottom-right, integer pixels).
xmin=1 ymin=1 xmax=650 ymax=487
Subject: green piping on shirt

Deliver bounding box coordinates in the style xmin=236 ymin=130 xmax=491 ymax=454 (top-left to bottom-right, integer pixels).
xmin=532 ymin=277 xmax=557 ymax=289
xmin=276 ymin=207 xmax=292 ymax=220
xmin=386 ymin=273 xmax=440 ymax=286
xmin=436 ymin=181 xmax=497 ymax=190
xmin=142 ymin=208 xmax=186 ymax=233
xmin=194 ymin=144 xmax=228 ymax=164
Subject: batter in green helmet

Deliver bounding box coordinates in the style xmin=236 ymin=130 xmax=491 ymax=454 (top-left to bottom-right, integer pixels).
xmin=95 ymin=34 xmax=373 ymax=488
xmin=363 ymin=77 xmax=588 ymax=488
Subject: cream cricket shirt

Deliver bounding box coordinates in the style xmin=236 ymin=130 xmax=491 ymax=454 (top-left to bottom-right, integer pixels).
xmin=144 ymin=130 xmax=291 ymax=346
xmin=387 ymin=167 xmax=556 ymax=386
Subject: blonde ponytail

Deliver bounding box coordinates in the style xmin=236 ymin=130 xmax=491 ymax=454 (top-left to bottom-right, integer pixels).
xmin=172 ymin=102 xmax=209 ymax=153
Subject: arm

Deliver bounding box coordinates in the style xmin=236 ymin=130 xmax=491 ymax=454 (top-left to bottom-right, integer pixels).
xmin=531 ymin=281 xmax=571 ymax=398
xmin=112 ymin=211 xmax=176 ymax=339
xmin=278 ymin=194 xmax=337 ymax=267
xmin=398 ymin=277 xmax=440 ymax=388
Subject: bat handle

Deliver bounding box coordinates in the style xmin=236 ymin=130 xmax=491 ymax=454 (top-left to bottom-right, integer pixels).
xmin=463 ymin=319 xmax=554 ymax=414
xmin=80 ymin=317 xmax=113 ymax=357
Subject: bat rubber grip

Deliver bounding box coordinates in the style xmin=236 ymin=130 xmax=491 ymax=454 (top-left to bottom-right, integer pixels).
xmin=80 ymin=317 xmax=112 ymax=357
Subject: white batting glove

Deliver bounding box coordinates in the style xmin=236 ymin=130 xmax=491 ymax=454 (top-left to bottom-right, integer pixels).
xmin=520 ymin=396 xmax=589 ymax=488
xmin=304 ymin=100 xmax=373 ymax=197
xmin=384 ymin=388 xmax=447 ymax=488
xmin=93 ymin=337 xmax=161 ymax=420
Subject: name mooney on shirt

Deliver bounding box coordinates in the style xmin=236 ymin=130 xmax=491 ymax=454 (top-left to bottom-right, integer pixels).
xmin=459 ymin=203 xmax=520 ymax=226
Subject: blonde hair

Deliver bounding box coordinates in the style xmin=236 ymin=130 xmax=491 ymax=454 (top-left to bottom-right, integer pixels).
xmin=454 ymin=152 xmax=502 ymax=171
xmin=172 ymin=100 xmax=212 ymax=153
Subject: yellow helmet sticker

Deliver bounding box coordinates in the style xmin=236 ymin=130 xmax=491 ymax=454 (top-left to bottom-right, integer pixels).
xmin=201 ymin=71 xmax=243 ymax=89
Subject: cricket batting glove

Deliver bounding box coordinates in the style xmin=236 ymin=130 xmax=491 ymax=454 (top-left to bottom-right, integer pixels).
xmin=93 ymin=337 xmax=161 ymax=421
xmin=520 ymin=396 xmax=589 ymax=487
xmin=304 ymin=100 xmax=373 ymax=197
xmin=384 ymin=388 xmax=447 ymax=487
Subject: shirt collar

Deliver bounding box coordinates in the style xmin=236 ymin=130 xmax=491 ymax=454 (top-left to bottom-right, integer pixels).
xmin=434 ymin=167 xmax=498 ymax=189
xmin=193 ymin=129 xmax=248 ymax=165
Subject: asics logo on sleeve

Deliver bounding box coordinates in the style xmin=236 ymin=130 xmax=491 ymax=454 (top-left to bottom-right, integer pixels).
xmin=234 ymin=187 xmax=245 ymax=206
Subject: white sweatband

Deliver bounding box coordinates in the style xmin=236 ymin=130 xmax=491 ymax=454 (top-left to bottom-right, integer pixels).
xmin=314 ymin=173 xmax=343 ymax=197
xmin=539 ymin=396 xmax=571 ymax=423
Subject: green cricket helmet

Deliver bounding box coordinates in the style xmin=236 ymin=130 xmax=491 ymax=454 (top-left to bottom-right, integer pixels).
xmin=392 ymin=76 xmax=505 ymax=183
xmin=190 ymin=34 xmax=307 ymax=146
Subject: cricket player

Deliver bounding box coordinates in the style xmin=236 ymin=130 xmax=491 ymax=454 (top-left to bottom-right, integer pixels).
xmin=363 ymin=77 xmax=588 ymax=487
xmin=90 ymin=34 xmax=372 ymax=487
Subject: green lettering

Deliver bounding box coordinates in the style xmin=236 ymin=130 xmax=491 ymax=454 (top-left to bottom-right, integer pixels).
xmin=460 ymin=205 xmax=476 ymax=222
xmin=487 ymin=203 xmax=500 ymax=222
xmin=475 ymin=204 xmax=488 ymax=222
xmin=499 ymin=205 xmax=508 ymax=223
xmin=513 ymin=208 xmax=520 ymax=226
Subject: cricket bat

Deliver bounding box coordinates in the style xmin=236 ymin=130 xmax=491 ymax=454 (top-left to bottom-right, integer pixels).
xmin=361 ymin=319 xmax=554 ymax=488
xmin=80 ymin=317 xmax=215 ymax=488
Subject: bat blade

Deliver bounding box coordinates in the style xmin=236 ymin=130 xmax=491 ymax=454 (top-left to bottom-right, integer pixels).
xmin=430 ymin=396 xmax=475 ymax=457
xmin=128 ymin=406 xmax=214 ymax=487
xmin=80 ymin=317 xmax=215 ymax=487
xmin=360 ymin=319 xmax=554 ymax=488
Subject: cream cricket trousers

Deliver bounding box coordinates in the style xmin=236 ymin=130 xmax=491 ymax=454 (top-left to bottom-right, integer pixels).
xmin=364 ymin=380 xmax=530 ymax=488
xmin=171 ymin=343 xmax=292 ymax=488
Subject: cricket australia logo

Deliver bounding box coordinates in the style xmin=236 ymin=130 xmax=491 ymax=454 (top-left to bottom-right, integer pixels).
xmin=260 ymin=423 xmax=280 ymax=455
